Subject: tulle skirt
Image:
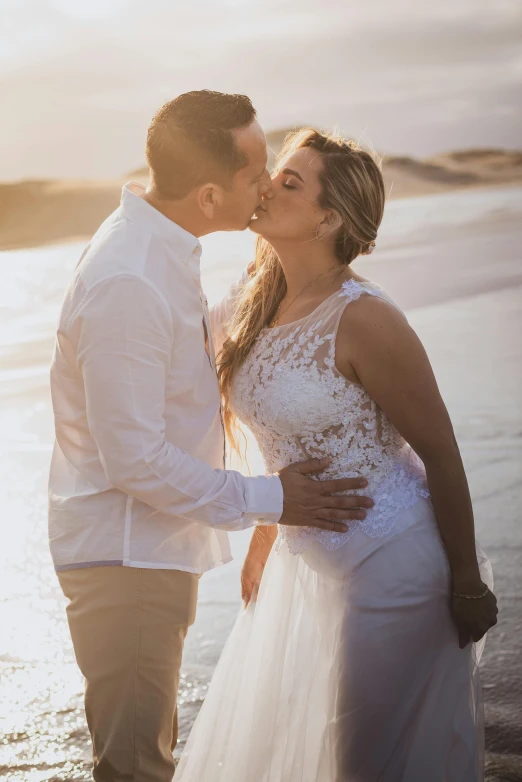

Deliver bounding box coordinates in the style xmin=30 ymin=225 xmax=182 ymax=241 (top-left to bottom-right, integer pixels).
xmin=176 ymin=498 xmax=492 ymax=782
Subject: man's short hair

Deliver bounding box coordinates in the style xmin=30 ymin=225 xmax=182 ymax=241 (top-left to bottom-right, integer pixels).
xmin=146 ymin=90 xmax=257 ymax=200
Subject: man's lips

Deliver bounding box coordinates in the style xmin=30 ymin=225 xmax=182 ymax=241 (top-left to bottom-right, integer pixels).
xmin=251 ymin=204 xmax=267 ymax=221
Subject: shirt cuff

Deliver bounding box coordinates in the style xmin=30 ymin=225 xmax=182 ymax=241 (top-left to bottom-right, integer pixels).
xmin=244 ymin=474 xmax=284 ymax=526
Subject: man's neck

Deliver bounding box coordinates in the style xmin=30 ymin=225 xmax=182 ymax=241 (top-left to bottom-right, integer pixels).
xmin=143 ymin=188 xmax=204 ymax=239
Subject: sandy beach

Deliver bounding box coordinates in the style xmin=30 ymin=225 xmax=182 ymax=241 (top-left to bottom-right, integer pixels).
xmin=0 ymin=184 xmax=521 ymax=780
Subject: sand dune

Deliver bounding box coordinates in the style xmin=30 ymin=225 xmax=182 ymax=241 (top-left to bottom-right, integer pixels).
xmin=1 ymin=133 xmax=521 ymax=251
xmin=383 ymin=148 xmax=522 ymax=195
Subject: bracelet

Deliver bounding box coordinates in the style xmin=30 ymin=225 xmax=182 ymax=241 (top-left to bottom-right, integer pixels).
xmin=452 ymin=584 xmax=489 ymax=600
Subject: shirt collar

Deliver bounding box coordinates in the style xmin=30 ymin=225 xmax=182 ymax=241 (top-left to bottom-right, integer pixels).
xmin=120 ymin=181 xmax=202 ymax=265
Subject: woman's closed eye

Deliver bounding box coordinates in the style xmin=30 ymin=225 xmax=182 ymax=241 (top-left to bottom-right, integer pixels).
xmin=283 ymin=182 xmax=297 ymax=190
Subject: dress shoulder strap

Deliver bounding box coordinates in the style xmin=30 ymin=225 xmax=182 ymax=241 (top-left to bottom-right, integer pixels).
xmin=323 ymin=278 xmax=407 ymax=365
xmin=322 ymin=278 xmax=406 ymax=346
xmin=337 ymin=278 xmax=406 ymax=317
xmin=339 ymin=278 xmax=384 ymax=305
xmin=339 ymin=277 xmax=379 ymax=303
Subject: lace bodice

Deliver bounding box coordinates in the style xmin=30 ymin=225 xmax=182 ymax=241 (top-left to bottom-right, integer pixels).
xmin=230 ymin=279 xmax=430 ymax=555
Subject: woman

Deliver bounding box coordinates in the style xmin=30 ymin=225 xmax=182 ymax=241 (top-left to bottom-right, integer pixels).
xmin=175 ymin=129 xmax=498 ymax=781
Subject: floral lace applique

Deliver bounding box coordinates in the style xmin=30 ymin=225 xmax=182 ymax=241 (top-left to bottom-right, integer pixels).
xmin=230 ymin=280 xmax=430 ymax=556
xmin=339 ymin=277 xmax=380 ymax=303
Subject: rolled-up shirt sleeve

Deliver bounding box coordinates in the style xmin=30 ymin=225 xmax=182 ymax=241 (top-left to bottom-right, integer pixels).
xmin=75 ymin=274 xmax=282 ymax=531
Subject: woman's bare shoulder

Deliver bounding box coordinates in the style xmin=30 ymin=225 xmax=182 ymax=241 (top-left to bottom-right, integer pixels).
xmin=337 ymin=284 xmax=414 ymax=348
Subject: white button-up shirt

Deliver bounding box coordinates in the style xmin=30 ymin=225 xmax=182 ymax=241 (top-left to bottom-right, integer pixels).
xmin=48 ymin=182 xmax=283 ymax=574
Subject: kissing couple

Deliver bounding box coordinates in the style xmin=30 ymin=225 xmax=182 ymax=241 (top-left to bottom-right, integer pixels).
xmin=49 ymin=90 xmax=497 ymax=782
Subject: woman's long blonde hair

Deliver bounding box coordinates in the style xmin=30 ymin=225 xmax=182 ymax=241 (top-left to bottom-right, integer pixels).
xmin=218 ymin=127 xmax=386 ymax=454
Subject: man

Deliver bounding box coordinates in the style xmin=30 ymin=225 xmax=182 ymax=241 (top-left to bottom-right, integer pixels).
xmin=49 ymin=90 xmax=371 ymax=782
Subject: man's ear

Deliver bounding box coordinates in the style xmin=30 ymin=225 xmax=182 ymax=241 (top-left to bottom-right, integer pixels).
xmin=317 ymin=209 xmax=342 ymax=239
xmin=197 ymin=183 xmax=223 ymax=220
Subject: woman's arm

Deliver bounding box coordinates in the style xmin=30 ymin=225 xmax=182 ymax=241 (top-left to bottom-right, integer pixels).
xmin=211 ymin=265 xmax=276 ymax=605
xmin=336 ymin=295 xmax=497 ymax=646
xmin=209 ymin=266 xmax=253 ymax=356
xmin=241 ymin=525 xmax=278 ymax=606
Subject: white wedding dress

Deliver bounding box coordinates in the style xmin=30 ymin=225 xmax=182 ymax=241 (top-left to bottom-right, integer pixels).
xmin=176 ymin=279 xmax=492 ymax=782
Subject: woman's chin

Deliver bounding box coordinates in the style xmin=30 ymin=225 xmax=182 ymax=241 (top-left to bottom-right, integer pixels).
xmin=248 ymin=216 xmax=267 ymax=236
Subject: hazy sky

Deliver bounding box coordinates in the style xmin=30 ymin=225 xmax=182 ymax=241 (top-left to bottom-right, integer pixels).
xmin=1 ymin=0 xmax=520 ymax=180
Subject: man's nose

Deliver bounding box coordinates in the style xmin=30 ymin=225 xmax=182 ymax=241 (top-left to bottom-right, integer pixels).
xmin=260 ymin=170 xmax=274 ymax=199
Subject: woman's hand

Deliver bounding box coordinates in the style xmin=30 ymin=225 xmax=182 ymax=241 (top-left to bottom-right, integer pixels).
xmin=451 ymin=573 xmax=498 ymax=648
xmin=241 ymin=526 xmax=277 ymax=606
xmin=241 ymin=551 xmax=266 ymax=606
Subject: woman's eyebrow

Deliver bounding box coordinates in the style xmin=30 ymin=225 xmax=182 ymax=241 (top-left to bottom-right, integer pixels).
xmin=282 ymin=167 xmax=305 ymax=183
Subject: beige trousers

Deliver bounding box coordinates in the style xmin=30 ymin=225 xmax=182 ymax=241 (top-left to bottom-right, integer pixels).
xmin=58 ymin=566 xmax=199 ymax=782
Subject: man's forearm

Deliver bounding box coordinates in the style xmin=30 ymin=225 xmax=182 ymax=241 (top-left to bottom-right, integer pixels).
xmin=102 ymin=443 xmax=283 ymax=532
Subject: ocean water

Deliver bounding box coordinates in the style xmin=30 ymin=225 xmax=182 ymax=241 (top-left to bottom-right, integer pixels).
xmin=0 ymin=186 xmax=521 ymax=781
